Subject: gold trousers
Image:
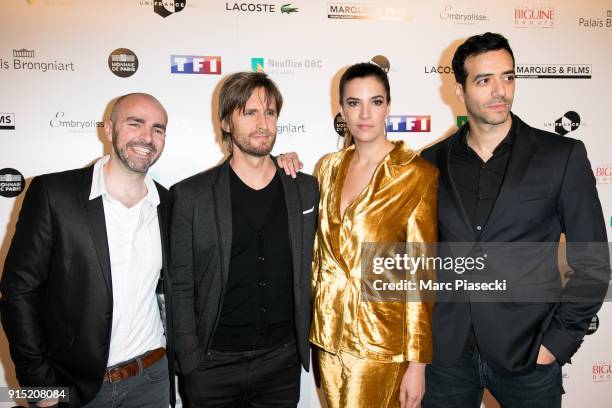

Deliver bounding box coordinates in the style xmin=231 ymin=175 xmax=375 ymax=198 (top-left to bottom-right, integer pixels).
xmin=317 ymin=348 xmax=409 ymax=408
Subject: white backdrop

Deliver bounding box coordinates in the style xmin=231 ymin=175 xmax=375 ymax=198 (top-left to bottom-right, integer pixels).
xmin=1 ymin=0 xmax=611 ymax=406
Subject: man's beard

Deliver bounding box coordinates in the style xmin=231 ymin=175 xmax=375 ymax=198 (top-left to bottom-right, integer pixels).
xmin=113 ymin=131 xmax=159 ymax=174
xmin=232 ymin=129 xmax=276 ymax=157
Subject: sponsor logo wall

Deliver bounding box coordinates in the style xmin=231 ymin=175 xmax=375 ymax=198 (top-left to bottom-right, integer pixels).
xmin=1 ymin=1 xmax=611 ymax=407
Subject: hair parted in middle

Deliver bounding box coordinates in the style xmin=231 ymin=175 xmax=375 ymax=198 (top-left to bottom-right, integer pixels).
xmin=218 ymin=71 xmax=283 ymax=153
xmin=338 ymin=62 xmax=391 ymax=148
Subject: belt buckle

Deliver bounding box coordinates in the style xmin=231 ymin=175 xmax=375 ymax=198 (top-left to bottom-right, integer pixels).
xmin=106 ymin=366 xmax=121 ymax=383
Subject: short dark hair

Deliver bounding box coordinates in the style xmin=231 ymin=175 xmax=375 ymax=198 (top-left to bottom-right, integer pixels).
xmin=339 ymin=62 xmax=391 ymax=105
xmin=452 ymin=32 xmax=515 ymax=86
xmin=218 ymin=72 xmax=283 ymax=152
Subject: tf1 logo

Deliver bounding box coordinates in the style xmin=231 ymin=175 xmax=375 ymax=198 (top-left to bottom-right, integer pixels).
xmin=386 ymin=115 xmax=431 ymax=133
xmin=171 ymin=55 xmax=221 ymax=75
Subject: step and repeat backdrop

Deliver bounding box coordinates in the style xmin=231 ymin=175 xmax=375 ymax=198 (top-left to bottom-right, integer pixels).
xmin=1 ymin=0 xmax=611 ymax=406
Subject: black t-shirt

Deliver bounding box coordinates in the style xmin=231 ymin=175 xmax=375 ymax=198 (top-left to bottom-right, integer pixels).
xmin=211 ymin=167 xmax=295 ymax=351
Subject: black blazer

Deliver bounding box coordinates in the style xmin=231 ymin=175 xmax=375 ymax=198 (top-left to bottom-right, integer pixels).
xmin=170 ymin=157 xmax=319 ymax=375
xmin=0 ymin=166 xmax=175 ymax=407
xmin=421 ymin=114 xmax=609 ymax=376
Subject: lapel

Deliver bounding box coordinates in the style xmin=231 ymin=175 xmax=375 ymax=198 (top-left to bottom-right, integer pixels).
xmin=440 ymin=128 xmax=477 ymax=241
xmin=155 ymin=182 xmax=169 ymax=277
xmin=212 ymin=158 xmax=233 ymax=286
xmin=78 ymin=166 xmax=113 ymax=301
xmin=274 ymin=159 xmax=303 ymax=295
xmin=479 ymin=115 xmax=537 ymax=240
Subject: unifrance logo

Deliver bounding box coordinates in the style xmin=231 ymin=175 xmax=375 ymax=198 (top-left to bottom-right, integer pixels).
xmin=386 ymin=116 xmax=431 ymax=133
xmin=137 ymin=1 xmax=187 ymax=18
xmin=543 ymin=111 xmax=581 ymax=136
xmin=171 ymin=55 xmax=221 ymax=75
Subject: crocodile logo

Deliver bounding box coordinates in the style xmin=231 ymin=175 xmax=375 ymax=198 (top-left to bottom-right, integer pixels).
xmin=281 ymin=4 xmax=299 ymax=14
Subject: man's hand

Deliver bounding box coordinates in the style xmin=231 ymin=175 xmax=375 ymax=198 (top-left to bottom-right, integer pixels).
xmin=537 ymin=344 xmax=556 ymax=365
xmin=35 ymin=398 xmax=59 ymax=407
xmin=276 ymin=152 xmax=303 ymax=179
xmin=399 ymin=361 xmax=426 ymax=408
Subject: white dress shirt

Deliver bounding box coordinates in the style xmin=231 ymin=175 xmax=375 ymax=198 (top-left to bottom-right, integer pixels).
xmin=89 ymin=156 xmax=165 ymax=366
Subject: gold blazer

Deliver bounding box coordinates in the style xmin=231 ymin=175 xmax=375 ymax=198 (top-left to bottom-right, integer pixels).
xmin=310 ymin=141 xmax=438 ymax=363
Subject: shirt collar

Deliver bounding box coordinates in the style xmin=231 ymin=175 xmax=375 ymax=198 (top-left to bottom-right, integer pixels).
xmin=89 ymin=155 xmax=160 ymax=207
xmin=458 ymin=113 xmax=517 ymax=153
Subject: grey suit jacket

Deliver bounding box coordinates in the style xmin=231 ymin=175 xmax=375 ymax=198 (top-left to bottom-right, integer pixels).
xmin=170 ymin=157 xmax=319 ymax=375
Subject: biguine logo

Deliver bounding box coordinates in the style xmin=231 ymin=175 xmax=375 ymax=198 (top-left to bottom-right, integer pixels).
xmin=328 ymin=3 xmax=410 ymax=21
xmin=586 ymin=315 xmax=599 ymax=335
xmin=334 ymin=112 xmax=347 ymax=137
xmin=514 ymin=6 xmax=555 ymax=28
xmin=593 ymin=361 xmax=612 ymax=383
xmin=108 ymin=48 xmax=138 ymax=78
xmin=515 ymin=64 xmax=591 ymax=79
xmin=0 ymin=113 xmax=15 ymax=130
xmin=0 ymin=49 xmax=76 ymax=72
xmin=171 ymin=55 xmax=221 ymax=75
xmin=594 ymin=165 xmax=612 ymax=184
xmin=386 ymin=115 xmax=431 ymax=133
xmin=457 ymin=116 xmax=469 ymax=128
xmin=0 ymin=168 xmax=25 ymax=198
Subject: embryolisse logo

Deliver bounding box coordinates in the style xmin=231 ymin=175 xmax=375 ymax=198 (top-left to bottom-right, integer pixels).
xmin=440 ymin=5 xmax=488 ymax=25
xmin=50 ymin=112 xmax=104 ymax=131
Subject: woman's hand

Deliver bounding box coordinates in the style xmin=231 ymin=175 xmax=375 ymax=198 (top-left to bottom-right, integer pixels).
xmin=399 ymin=361 xmax=426 ymax=408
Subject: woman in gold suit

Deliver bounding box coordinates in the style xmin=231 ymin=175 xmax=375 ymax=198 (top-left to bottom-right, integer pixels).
xmin=310 ymin=62 xmax=438 ymax=408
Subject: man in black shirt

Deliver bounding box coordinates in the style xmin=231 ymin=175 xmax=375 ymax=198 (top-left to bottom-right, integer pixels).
xmin=170 ymin=72 xmax=319 ymax=407
xmin=421 ymin=33 xmax=608 ymax=407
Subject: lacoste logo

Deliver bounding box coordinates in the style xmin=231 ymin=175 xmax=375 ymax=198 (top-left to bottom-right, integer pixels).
xmin=281 ymin=3 xmax=299 ymax=14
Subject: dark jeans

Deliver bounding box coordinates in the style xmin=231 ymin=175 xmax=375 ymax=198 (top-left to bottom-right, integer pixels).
xmin=423 ymin=339 xmax=563 ymax=408
xmin=185 ymin=340 xmax=301 ymax=408
xmin=83 ymin=356 xmax=169 ymax=408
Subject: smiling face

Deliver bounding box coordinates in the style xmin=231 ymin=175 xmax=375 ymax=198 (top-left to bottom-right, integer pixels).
xmin=340 ymin=76 xmax=390 ymax=144
xmin=456 ymin=49 xmax=515 ymax=128
xmin=105 ymin=94 xmax=167 ymax=174
xmin=223 ymin=87 xmax=278 ymax=157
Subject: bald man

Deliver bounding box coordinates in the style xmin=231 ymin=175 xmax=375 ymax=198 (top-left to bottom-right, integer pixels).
xmin=0 ymin=93 xmax=175 ymax=407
